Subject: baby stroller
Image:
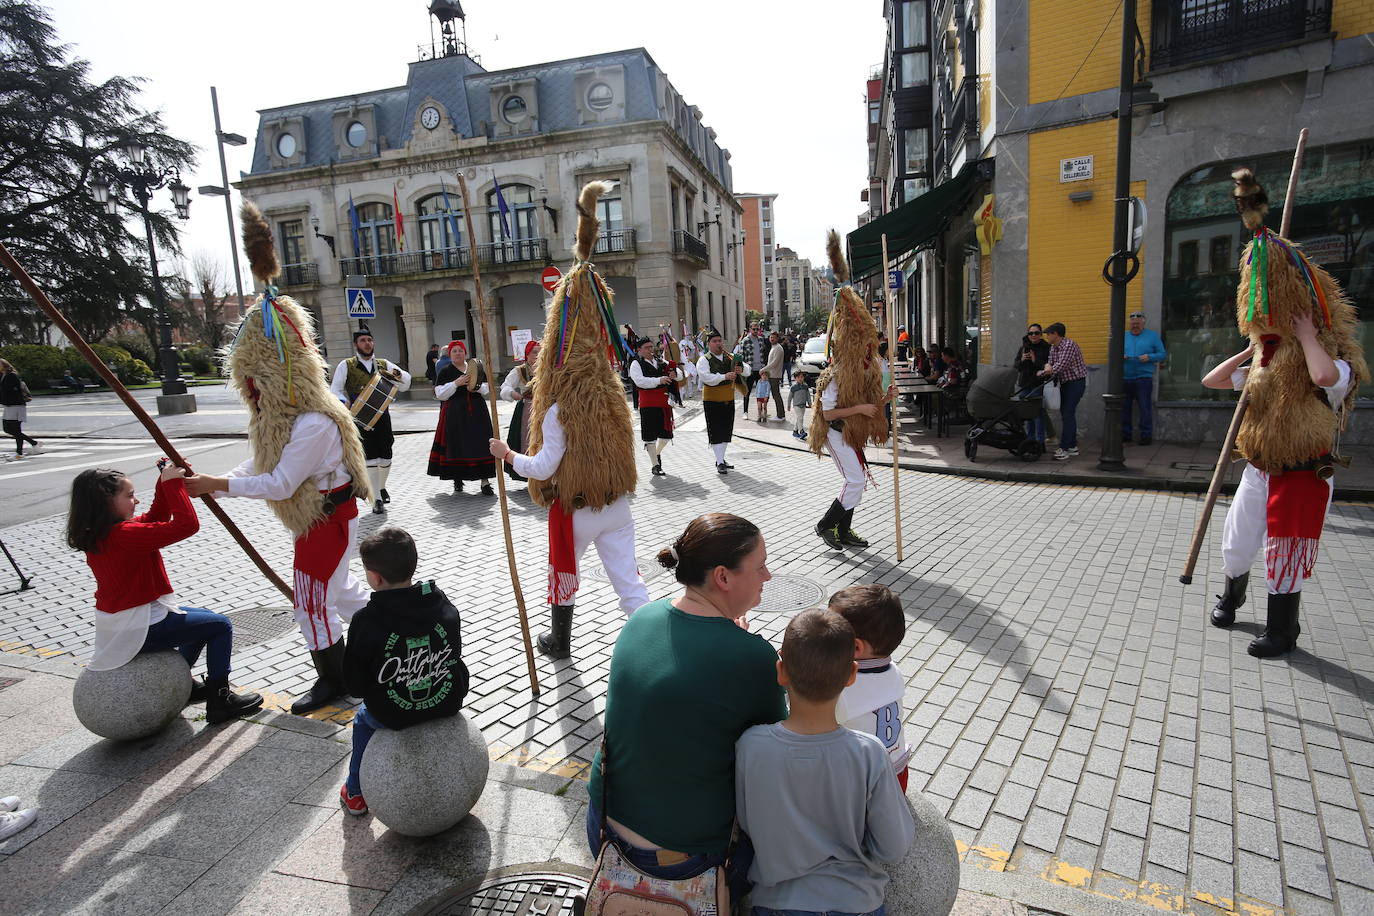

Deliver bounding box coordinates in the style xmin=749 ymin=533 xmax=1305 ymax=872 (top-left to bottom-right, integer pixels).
xmin=964 ymin=366 xmax=1045 ymax=462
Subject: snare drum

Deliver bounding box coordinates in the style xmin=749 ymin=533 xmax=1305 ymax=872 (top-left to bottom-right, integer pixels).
xmin=350 ymin=372 xmax=400 ymax=431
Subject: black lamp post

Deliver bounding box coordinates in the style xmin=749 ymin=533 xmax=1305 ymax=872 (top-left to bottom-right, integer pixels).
xmin=90 ymin=141 xmax=197 ymax=414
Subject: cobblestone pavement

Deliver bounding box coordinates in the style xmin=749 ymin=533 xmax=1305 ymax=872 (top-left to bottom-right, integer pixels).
xmin=2 ymin=406 xmax=1372 ymax=915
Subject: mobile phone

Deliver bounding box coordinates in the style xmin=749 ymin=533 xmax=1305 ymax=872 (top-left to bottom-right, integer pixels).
xmin=156 ymin=457 xmax=169 ymax=471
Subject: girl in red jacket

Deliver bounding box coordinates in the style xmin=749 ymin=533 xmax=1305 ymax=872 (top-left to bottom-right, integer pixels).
xmin=67 ymin=462 xmax=262 ymax=724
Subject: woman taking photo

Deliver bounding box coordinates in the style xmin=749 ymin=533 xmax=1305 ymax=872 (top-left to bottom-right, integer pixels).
xmin=0 ymin=358 xmax=42 ymax=461
xmin=587 ymin=513 xmax=785 ymax=902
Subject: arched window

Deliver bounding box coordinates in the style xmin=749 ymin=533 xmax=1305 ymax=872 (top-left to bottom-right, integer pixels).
xmin=352 ymin=202 xmax=395 ymax=274
xmin=487 ymin=183 xmax=540 ymax=263
xmin=417 ymin=193 xmax=466 ymax=269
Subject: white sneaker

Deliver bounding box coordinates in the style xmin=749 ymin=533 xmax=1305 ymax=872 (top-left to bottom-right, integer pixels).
xmin=1054 ymin=448 xmax=1072 ymax=460
xmin=26 ymin=443 xmax=42 ymax=455
xmin=5 ymin=454 xmax=23 ymax=462
xmin=1066 ymin=446 xmax=1079 ymax=456
xmin=0 ymin=796 xmax=19 ymax=812
xmin=0 ymin=808 xmax=37 ymax=842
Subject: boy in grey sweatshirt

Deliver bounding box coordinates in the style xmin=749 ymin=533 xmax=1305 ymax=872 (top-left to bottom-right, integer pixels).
xmin=735 ymin=609 xmax=914 ymax=915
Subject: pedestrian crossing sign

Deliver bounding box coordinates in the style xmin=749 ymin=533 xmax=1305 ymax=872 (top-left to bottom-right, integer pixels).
xmin=346 ymin=287 xmax=376 ymax=319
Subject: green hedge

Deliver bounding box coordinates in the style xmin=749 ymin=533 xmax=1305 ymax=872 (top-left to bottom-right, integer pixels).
xmin=0 ymin=344 xmax=66 ymax=381
xmin=180 ymin=346 xmax=217 ymax=377
xmin=0 ymin=343 xmax=154 ymax=385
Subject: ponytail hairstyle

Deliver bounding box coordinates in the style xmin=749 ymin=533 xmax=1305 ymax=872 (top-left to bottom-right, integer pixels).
xmin=656 ymin=513 xmax=761 ymax=587
xmin=67 ymin=468 xmax=127 ymax=553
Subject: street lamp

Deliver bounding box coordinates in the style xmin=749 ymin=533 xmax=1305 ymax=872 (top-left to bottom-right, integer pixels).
xmin=537 ymin=184 xmax=560 ymax=235
xmin=726 ymin=228 xmax=747 ymax=253
xmin=310 ymin=216 xmax=337 ymax=258
xmin=697 ymin=203 xmax=722 ymax=235
xmin=196 ymin=86 xmax=249 ymax=321
xmin=88 ymin=145 xmax=197 ymax=415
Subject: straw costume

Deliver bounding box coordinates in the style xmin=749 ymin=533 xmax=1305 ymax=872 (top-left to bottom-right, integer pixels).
xmin=500 ymin=341 xmax=540 ymax=483
xmin=218 ymin=202 xmax=373 ymax=713
xmin=330 ymin=329 xmax=412 ymax=515
xmin=494 ymin=181 xmax=649 ymax=659
xmin=809 ymin=230 xmax=889 ymax=550
xmin=426 ymin=340 xmax=496 ymax=494
xmin=1210 ymin=168 xmax=1367 ymax=657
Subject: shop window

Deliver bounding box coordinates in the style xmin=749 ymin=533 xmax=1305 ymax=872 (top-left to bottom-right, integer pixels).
xmin=1159 ymin=139 xmax=1374 ymax=401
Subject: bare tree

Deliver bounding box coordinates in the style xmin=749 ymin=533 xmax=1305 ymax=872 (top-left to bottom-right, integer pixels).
xmin=186 ymin=250 xmax=231 ymax=351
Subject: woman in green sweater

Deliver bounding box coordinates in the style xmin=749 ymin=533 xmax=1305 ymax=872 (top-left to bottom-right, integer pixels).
xmin=586 ymin=513 xmax=786 ymax=902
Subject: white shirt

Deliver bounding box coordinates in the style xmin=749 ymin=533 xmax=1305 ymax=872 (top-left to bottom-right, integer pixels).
xmin=696 ymin=352 xmax=733 ymax=386
xmin=435 ymin=361 xmax=489 ymax=400
xmin=1231 ymin=358 xmax=1352 ymax=411
xmin=329 ymin=355 xmax=412 ymax=405
xmin=821 ymin=380 xmax=839 ymax=411
xmin=510 ymin=403 xmax=566 ymax=480
xmin=226 ymin=412 xmax=350 ymax=498
xmin=501 ymin=366 xmax=531 ymax=402
xmin=629 ymin=358 xmax=678 ymax=390
xmin=88 ymin=596 xmax=179 ymax=671
xmin=835 ymin=659 xmax=913 ymax=772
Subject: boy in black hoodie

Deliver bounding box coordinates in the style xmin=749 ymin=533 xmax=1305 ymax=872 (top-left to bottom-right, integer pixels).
xmin=340 ymin=527 xmax=470 ymax=815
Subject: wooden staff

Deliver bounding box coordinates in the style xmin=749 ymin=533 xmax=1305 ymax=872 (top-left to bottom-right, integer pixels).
xmin=455 ymin=173 xmax=540 ymax=696
xmin=1178 ymin=128 xmax=1308 ymax=585
xmin=880 ymin=234 xmax=904 ymax=562
xmin=0 ymin=240 xmax=294 ymax=601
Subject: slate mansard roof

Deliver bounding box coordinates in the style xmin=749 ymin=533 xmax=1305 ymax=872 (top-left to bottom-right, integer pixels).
xmin=248 ymin=48 xmax=734 ymax=192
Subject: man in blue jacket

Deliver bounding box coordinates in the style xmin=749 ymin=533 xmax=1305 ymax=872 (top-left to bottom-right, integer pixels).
xmin=1123 ymin=311 xmax=1167 ymax=445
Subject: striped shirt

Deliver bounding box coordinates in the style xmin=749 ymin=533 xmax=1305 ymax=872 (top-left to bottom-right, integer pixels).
xmin=1047 ymin=337 xmax=1088 ymax=382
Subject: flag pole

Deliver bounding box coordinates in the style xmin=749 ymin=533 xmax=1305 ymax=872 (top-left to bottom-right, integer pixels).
xmin=0 ymin=239 xmax=293 ymax=602
xmin=455 ymin=173 xmax=540 ymax=696
xmin=880 ymin=233 xmax=904 ymax=562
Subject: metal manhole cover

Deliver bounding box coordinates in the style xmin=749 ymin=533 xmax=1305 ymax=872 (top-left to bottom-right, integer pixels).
xmin=584 ymin=555 xmax=667 ymax=583
xmin=752 ymin=575 xmax=828 ymax=615
xmin=225 ymin=608 xmax=297 ymax=648
xmin=0 ymin=677 xmax=21 ymax=692
xmin=410 ymin=869 xmax=587 ymax=915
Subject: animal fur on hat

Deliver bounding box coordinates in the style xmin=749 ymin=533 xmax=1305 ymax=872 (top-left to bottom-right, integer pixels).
xmin=809 ymin=229 xmax=887 ymax=455
xmin=525 ymin=181 xmax=637 ymax=510
xmin=1230 ymin=168 xmax=1367 ymax=472
xmin=224 ymin=201 xmax=372 ymax=535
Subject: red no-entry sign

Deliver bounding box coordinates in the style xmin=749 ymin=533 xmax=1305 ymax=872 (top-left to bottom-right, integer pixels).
xmin=541 ymin=266 xmax=561 ymax=292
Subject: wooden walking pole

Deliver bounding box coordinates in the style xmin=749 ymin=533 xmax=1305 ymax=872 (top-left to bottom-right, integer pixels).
xmin=0 ymin=239 xmax=294 ymax=602
xmin=880 ymin=233 xmax=904 ymax=562
xmin=454 ymin=173 xmax=540 ymax=696
xmin=1178 ymin=128 xmax=1308 ymax=586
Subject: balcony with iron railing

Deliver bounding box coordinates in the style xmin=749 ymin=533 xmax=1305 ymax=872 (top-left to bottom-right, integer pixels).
xmin=278 ymin=262 xmax=318 ymax=287
xmin=672 ymin=229 xmax=709 ymax=266
xmin=933 ymin=78 xmax=978 ymax=182
xmin=593 ymin=228 xmax=637 ymax=256
xmin=338 ymin=246 xmax=472 ymax=280
xmin=478 ymin=238 xmax=550 ymax=267
xmin=1150 ymin=0 xmax=1331 ymax=70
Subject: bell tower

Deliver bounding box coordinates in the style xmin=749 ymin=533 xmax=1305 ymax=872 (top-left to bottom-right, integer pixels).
xmin=428 ymin=0 xmax=467 ymax=59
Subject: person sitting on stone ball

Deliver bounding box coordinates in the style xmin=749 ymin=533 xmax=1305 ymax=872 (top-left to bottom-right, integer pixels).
xmin=66 ymin=463 xmax=263 ymax=725
xmin=339 ymin=526 xmax=469 ymax=816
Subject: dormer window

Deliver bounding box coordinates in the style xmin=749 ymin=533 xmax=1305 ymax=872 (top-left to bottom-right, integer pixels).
xmin=502 ymin=95 xmax=529 ymax=125
xmin=276 ymin=133 xmax=297 ymax=158
xmin=588 ymin=83 xmax=614 ymax=111
xmin=345 ymin=121 xmax=367 ymax=147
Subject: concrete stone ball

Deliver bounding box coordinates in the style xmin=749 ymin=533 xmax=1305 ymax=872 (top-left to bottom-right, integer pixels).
xmin=883 ymin=792 xmax=960 ymax=916
xmin=72 ymin=651 xmax=192 ymax=741
xmin=360 ymin=711 xmax=489 ymax=836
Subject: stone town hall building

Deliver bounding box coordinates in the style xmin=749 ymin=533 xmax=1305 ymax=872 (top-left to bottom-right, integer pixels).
xmin=238 ymin=4 xmax=744 ymax=378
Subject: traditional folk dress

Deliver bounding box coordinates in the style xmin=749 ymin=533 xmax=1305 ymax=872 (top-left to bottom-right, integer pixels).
xmin=696 ymin=350 xmax=740 ymax=472
xmin=820 ymin=379 xmax=871 ymax=512
xmin=427 ymin=358 xmax=496 ymax=483
xmin=330 ymin=354 xmax=412 ymax=505
xmin=511 ymin=404 xmax=649 ymax=618
xmin=501 ymin=361 xmax=536 ymax=482
xmin=629 ymin=355 xmax=679 ymax=474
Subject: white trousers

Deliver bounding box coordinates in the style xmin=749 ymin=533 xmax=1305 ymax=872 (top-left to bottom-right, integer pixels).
xmin=573 ymin=496 xmax=650 ymax=616
xmin=1221 ymin=463 xmax=1333 ymax=594
xmin=294 ymin=515 xmax=370 ymax=651
xmin=828 ymin=428 xmax=867 ymax=510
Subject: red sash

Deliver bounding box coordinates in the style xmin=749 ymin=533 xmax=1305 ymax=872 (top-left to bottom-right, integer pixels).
xmin=1265 ymin=471 xmax=1327 ymax=585
xmin=639 ymin=386 xmax=670 ymax=409
xmin=293 ymin=485 xmax=357 ymax=646
xmin=547 ymin=498 xmax=578 ymax=606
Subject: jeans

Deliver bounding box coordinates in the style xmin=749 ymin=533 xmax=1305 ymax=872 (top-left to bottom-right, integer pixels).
xmin=346 ymin=702 xmax=384 ymax=795
xmin=585 ymin=802 xmax=755 ymax=906
xmin=139 ymin=606 xmax=232 ymax=680
xmin=753 ymin=908 xmax=886 ymax=916
xmin=1122 ymin=376 xmax=1153 ymax=439
xmin=1059 ymin=377 xmax=1086 ymax=449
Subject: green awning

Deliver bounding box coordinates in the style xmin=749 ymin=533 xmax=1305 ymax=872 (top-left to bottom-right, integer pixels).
xmin=847 ymin=159 xmax=988 ymax=280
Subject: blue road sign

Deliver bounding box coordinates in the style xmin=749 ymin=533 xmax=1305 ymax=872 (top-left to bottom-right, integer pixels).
xmin=887 ymin=270 xmax=903 ymax=291
xmin=346 ymin=287 xmax=376 ymax=319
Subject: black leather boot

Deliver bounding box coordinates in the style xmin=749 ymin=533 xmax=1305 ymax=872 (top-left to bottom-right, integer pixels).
xmin=206 ymin=678 xmax=264 ymax=724
xmin=815 ymin=500 xmax=845 ymax=550
xmin=291 ymin=640 xmax=348 ymax=714
xmin=537 ymin=605 xmax=574 ymax=660
xmin=1210 ymin=573 xmax=1248 ymax=628
xmin=839 ymin=508 xmax=869 ymax=548
xmin=1248 ymin=593 xmax=1301 ymax=658
xmin=187 ymin=676 xmax=209 ymax=705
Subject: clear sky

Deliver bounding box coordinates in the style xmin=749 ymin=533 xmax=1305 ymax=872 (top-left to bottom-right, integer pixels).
xmin=46 ymin=0 xmax=881 ymax=284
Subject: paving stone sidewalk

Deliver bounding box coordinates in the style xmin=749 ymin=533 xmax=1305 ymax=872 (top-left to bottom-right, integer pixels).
xmin=2 ymin=408 xmax=1372 ymax=914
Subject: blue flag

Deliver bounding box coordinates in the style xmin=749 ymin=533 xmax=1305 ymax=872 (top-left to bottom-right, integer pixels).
xmin=492 ymin=176 xmax=511 ymax=240
xmin=439 ymin=178 xmax=462 ymax=248
xmin=348 ymin=191 xmax=362 ymax=257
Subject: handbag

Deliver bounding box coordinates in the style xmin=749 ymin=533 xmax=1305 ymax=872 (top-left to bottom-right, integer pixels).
xmin=19 ymin=380 xmax=32 ymax=403
xmin=1043 ymin=378 xmax=1060 ymax=411
xmin=579 ymin=739 xmax=732 ymax=916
